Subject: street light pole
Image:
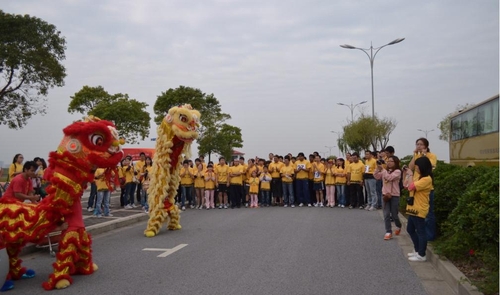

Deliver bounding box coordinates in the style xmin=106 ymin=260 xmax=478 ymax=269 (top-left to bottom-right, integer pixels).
xmin=337 ymin=101 xmax=367 ymax=121
xmin=331 ymin=131 xmax=342 ymax=156
xmin=417 ymin=129 xmax=434 ymax=138
xmin=325 ymin=146 xmax=335 ymax=157
xmin=340 ymin=38 xmax=405 ymax=118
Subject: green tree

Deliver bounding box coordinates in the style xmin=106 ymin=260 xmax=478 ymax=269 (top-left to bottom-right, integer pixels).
xmin=437 ymin=103 xmax=471 ymax=142
xmin=68 ymin=86 xmax=150 ymax=144
xmin=339 ymin=114 xmax=397 ymax=153
xmin=198 ymin=124 xmax=243 ymax=161
xmin=0 ymin=10 xmax=66 ymax=129
xmin=153 ymin=85 xmax=241 ymax=158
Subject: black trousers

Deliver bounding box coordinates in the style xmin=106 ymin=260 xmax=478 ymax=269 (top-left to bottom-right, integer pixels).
xmin=271 ymin=178 xmax=282 ymax=202
xmin=349 ymin=183 xmax=364 ymax=207
xmin=230 ymin=184 xmax=243 ymax=208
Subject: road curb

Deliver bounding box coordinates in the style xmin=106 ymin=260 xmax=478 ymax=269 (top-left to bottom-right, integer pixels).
xmin=399 ymin=213 xmax=483 ymax=295
xmin=21 ymin=212 xmax=149 ymax=257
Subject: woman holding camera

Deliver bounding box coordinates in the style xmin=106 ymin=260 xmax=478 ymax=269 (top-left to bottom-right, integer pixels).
xmin=374 ymin=156 xmax=402 ymax=240
xmin=405 ymin=156 xmax=433 ymax=262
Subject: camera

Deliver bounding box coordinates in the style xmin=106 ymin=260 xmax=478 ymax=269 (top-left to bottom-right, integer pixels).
xmin=406 ymin=197 xmax=415 ymax=206
xmin=376 ymin=159 xmax=385 ymax=165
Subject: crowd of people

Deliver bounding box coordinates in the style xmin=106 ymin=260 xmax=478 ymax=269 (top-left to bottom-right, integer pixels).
xmin=2 ymin=137 xmax=437 ymax=263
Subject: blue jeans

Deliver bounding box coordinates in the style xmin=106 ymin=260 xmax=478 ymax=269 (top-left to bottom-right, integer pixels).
xmin=141 ymin=189 xmax=149 ymax=210
xmin=296 ymin=179 xmax=310 ymax=205
xmin=181 ymin=185 xmax=193 ymax=207
xmin=261 ymin=190 xmax=270 ymax=206
xmin=282 ymin=182 xmax=294 ymax=205
xmin=87 ymin=182 xmax=97 ymax=209
xmin=364 ymin=178 xmax=377 ymax=207
xmin=336 ymin=185 xmax=346 ymax=206
xmin=407 ymin=215 xmax=427 ymax=257
xmin=426 ymin=190 xmax=436 ymax=241
xmin=94 ymin=190 xmax=110 ymax=216
xmin=125 ymin=182 xmax=136 ymax=206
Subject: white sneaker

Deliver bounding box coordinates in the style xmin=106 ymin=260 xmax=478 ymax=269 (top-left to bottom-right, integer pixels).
xmin=224 ymin=205 xmax=228 ymax=209
xmin=369 ymin=206 xmax=376 ymax=211
xmin=408 ymin=254 xmax=426 ymax=262
xmin=313 ymin=203 xmax=318 ymax=207
xmin=198 ymin=206 xmax=202 ymax=210
xmin=320 ymin=203 xmax=324 ymax=208
xmin=181 ymin=206 xmax=186 ymax=211
xmin=299 ymin=203 xmax=304 ymax=207
xmin=219 ymin=205 xmax=222 ymax=209
xmin=87 ymin=207 xmax=93 ymax=212
xmin=307 ymin=204 xmax=312 ymax=207
xmin=190 ymin=205 xmax=194 ymax=209
xmin=131 ymin=204 xmax=137 ymax=208
xmin=407 ymin=251 xmax=418 ymax=257
xmin=284 ymin=204 xmax=288 ymax=208
xmin=125 ymin=204 xmax=132 ymax=209
xmin=291 ymin=204 xmax=295 ymax=208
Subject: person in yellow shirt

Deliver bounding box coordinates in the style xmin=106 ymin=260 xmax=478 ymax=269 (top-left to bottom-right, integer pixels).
xmin=140 ymin=157 xmax=153 ymax=213
xmin=324 ymin=159 xmax=336 ymax=207
xmin=204 ymin=164 xmax=217 ymax=209
xmin=269 ymin=155 xmax=284 ymax=206
xmin=122 ymin=156 xmax=137 ymax=209
xmin=134 ymin=152 xmax=146 ymax=204
xmin=294 ymin=152 xmax=312 ymax=207
xmin=406 ymin=156 xmax=433 ymax=262
xmin=312 ymin=155 xmax=325 ymax=207
xmin=334 ymin=158 xmax=347 ymax=208
xmin=215 ymin=157 xmax=229 ymax=209
xmin=363 ymin=150 xmax=378 ymax=211
xmin=238 ymin=157 xmax=248 ymax=207
xmin=244 ymin=159 xmax=257 ymax=207
xmin=346 ymin=152 xmax=365 ymax=209
xmin=93 ymin=168 xmax=114 ymax=217
xmin=308 ymin=154 xmax=316 ymax=205
xmin=8 ymin=154 xmax=24 ymax=181
xmin=180 ymin=159 xmax=194 ymax=210
xmin=280 ymin=156 xmax=295 ymax=207
xmin=259 ymin=166 xmax=272 ymax=207
xmin=228 ymin=160 xmax=245 ymax=208
xmin=248 ymin=170 xmax=260 ymax=208
xmin=194 ymin=158 xmax=206 ymax=210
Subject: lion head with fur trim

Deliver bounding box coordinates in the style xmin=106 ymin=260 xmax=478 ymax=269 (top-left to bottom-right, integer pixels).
xmin=164 ymin=104 xmax=201 ymax=143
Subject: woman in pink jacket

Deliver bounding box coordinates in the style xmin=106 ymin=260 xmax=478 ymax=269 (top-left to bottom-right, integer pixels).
xmin=374 ymin=156 xmax=402 ymax=240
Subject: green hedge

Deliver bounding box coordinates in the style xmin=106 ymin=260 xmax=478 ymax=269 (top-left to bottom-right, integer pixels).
xmin=432 ymin=164 xmax=499 ymax=295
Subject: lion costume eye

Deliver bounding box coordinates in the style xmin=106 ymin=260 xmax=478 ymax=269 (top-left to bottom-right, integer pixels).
xmin=90 ymin=134 xmax=104 ymax=146
xmin=179 ymin=114 xmax=188 ymax=123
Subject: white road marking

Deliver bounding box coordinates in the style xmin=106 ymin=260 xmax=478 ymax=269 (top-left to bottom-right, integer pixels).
xmin=143 ymin=244 xmax=188 ymax=257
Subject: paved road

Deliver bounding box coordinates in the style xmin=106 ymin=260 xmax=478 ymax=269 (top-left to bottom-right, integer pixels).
xmin=10 ymin=206 xmax=430 ymax=295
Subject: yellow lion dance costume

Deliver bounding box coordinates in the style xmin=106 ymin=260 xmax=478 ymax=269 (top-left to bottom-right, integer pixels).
xmin=144 ymin=104 xmax=201 ymax=237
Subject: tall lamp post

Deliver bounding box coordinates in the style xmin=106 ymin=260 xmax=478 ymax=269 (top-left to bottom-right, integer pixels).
xmin=337 ymin=101 xmax=367 ymax=122
xmin=325 ymin=146 xmax=335 ymax=157
xmin=417 ymin=129 xmax=434 ymax=138
xmin=340 ymin=38 xmax=405 ymax=118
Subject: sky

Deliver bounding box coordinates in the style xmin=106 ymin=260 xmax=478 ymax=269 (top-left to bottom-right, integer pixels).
xmin=1 ymin=0 xmax=499 ymax=166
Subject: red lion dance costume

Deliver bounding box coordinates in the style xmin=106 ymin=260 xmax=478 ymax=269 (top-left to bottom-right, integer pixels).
xmin=0 ymin=117 xmax=124 ymax=291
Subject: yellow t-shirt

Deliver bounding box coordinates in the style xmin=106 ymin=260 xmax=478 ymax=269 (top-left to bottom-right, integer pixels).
xmin=334 ymin=166 xmax=347 ymax=184
xmin=180 ymin=167 xmax=194 ymax=185
xmin=248 ymin=177 xmax=260 ymax=194
xmin=241 ymin=164 xmax=248 ymax=183
xmin=9 ymin=163 xmax=23 ymax=180
xmin=295 ymin=160 xmax=311 ymax=180
xmin=245 ymin=165 xmax=257 ymax=183
xmin=121 ymin=166 xmax=135 ymax=184
xmin=94 ymin=168 xmax=109 ymax=191
xmin=324 ymin=166 xmax=336 ymax=185
xmin=259 ymin=173 xmax=272 ymax=190
xmin=141 ymin=166 xmax=153 ymax=183
xmin=364 ymin=158 xmax=377 ymax=175
xmin=312 ymin=162 xmax=325 ymax=182
xmin=204 ymin=170 xmax=216 ymax=190
xmin=269 ymin=162 xmax=284 ymax=178
xmin=406 ymin=176 xmax=432 ymax=218
xmin=280 ymin=165 xmax=295 ymax=183
xmin=135 ymin=160 xmax=145 ymax=174
xmin=215 ymin=165 xmax=229 ymax=183
xmin=229 ymin=165 xmax=245 ymax=185
xmin=194 ymin=168 xmax=206 ymax=188
xmin=412 ymin=152 xmax=438 ymax=189
xmin=347 ymin=161 xmax=365 ymax=183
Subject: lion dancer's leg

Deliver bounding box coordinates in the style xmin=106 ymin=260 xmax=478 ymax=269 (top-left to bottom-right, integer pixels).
xmin=43 ymin=228 xmax=97 ymax=290
xmin=6 ymin=244 xmax=30 ymax=280
xmin=165 ymin=199 xmax=181 ymax=230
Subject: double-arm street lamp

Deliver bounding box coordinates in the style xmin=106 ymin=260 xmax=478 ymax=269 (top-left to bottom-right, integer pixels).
xmin=337 ymin=101 xmax=367 ymax=122
xmin=340 ymin=38 xmax=405 ymax=118
xmin=417 ymin=129 xmax=434 ymax=138
xmin=325 ymin=146 xmax=336 ymax=157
